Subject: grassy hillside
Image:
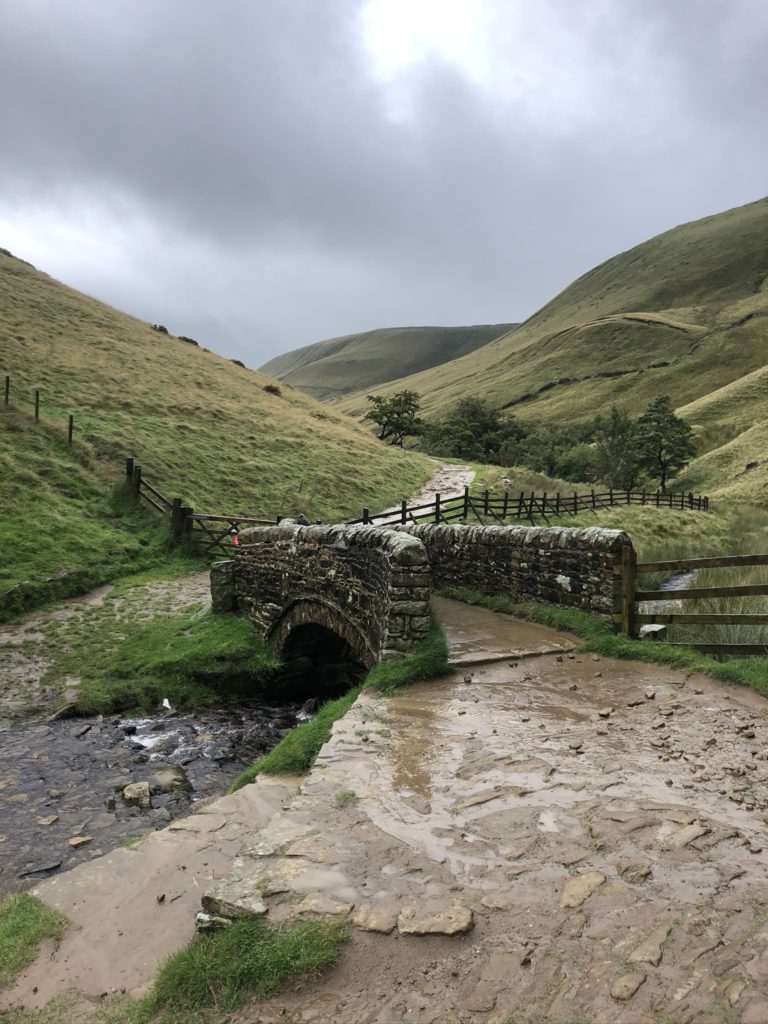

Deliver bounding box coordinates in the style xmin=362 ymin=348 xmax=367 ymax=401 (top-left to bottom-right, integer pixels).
xmin=0 ymin=249 xmax=431 ymax=612
xmin=337 ymin=197 xmax=768 ymax=434
xmin=259 ymin=323 xmax=516 ymax=401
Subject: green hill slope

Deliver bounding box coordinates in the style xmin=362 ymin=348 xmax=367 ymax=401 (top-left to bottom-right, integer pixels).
xmin=0 ymin=249 xmax=431 ymax=613
xmin=337 ymin=197 xmax=768 ymax=429
xmin=259 ymin=324 xmax=516 ymax=401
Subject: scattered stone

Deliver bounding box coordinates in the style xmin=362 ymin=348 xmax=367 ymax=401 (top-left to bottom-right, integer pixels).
xmin=616 ymin=859 xmax=652 ymax=883
xmin=296 ymin=893 xmax=353 ymax=918
xmin=18 ymin=857 xmax=63 ymax=878
xmin=149 ymin=765 xmax=192 ymax=794
xmin=724 ymin=977 xmax=746 ymax=1007
xmin=195 ymin=912 xmax=231 ymax=933
xmin=67 ymin=836 xmax=93 ymax=849
xmin=630 ymin=923 xmax=672 ymax=966
xmin=36 ymin=815 xmax=59 ymax=826
xmin=398 ymin=903 xmax=474 ymax=936
xmin=352 ymin=905 xmax=398 ymax=933
xmin=121 ymin=782 xmax=151 ymax=808
xmin=560 ymin=871 xmax=605 ymax=908
xmin=594 ymin=672 xmax=602 ymax=678
xmin=645 ymin=689 xmax=656 ymax=700
xmin=568 ymin=683 xmax=578 ymax=690
xmin=610 ymin=972 xmax=647 ymax=1001
xmin=47 ymin=788 xmax=68 ymax=799
xmin=652 ymin=718 xmax=666 ymax=730
xmin=662 ymin=823 xmax=710 ymax=850
xmin=568 ymin=740 xmax=584 ymax=751
xmin=598 ymin=708 xmax=613 ymax=719
xmin=74 ymin=724 xmax=92 ymax=739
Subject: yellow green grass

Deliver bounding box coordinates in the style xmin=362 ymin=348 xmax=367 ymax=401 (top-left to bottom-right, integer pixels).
xmin=0 ymin=894 xmax=67 ymax=989
xmin=0 ymin=249 xmax=432 ymax=612
xmin=337 ymin=196 xmax=768 ymax=426
xmin=259 ymin=323 xmax=516 ymax=401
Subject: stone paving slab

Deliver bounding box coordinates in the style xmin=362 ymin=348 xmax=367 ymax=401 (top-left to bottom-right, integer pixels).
xmin=215 ymin=636 xmax=768 ymax=1023
xmin=0 ymin=777 xmax=294 ymax=1010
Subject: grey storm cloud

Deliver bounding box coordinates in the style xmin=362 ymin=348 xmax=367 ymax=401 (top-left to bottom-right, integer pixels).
xmin=0 ymin=0 xmax=766 ymax=364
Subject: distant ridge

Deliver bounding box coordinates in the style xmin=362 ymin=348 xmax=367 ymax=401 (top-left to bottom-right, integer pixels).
xmin=259 ymin=323 xmax=517 ymax=401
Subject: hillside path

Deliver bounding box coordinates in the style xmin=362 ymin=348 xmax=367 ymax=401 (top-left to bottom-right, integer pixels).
xmin=10 ymin=599 xmax=768 ymax=1024
xmin=373 ymin=461 xmax=475 ymax=522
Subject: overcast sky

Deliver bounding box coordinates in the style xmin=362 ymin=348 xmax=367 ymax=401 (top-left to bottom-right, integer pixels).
xmin=1 ymin=0 xmax=766 ymax=366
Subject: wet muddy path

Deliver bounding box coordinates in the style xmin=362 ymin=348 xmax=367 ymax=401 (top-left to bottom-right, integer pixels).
xmin=216 ymin=601 xmax=768 ymax=1024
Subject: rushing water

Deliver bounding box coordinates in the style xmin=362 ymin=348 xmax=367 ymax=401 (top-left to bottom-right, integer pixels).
xmin=0 ymin=698 xmax=315 ymax=895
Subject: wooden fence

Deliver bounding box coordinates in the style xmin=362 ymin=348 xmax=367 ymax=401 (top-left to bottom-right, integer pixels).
xmin=126 ymin=458 xmax=274 ymax=556
xmin=3 ymin=375 xmax=77 ymax=445
xmin=348 ymin=486 xmax=708 ymax=527
xmin=615 ymin=547 xmax=768 ymax=656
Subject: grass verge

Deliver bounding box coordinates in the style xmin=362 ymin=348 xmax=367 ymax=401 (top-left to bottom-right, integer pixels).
xmin=229 ymin=618 xmax=451 ymax=792
xmin=72 ymin=609 xmax=280 ymax=715
xmin=0 ymin=894 xmax=67 ymax=989
xmin=131 ymin=917 xmax=348 ymax=1022
xmin=439 ymin=585 xmax=768 ymax=696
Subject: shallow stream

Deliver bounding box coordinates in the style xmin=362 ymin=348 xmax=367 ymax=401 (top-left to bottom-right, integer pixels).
xmin=0 ymin=698 xmax=313 ymax=896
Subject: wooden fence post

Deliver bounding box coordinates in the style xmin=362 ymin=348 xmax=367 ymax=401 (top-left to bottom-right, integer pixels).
xmin=573 ymin=491 xmax=578 ymax=515
xmin=518 ymin=491 xmax=525 ymax=518
xmin=401 ymin=499 xmax=407 ymax=525
xmin=132 ymin=465 xmax=142 ymax=500
xmin=434 ymin=492 xmax=441 ymax=523
xmin=171 ymin=497 xmax=183 ymax=541
xmin=183 ymin=506 xmax=194 ymax=537
xmin=126 ymin=456 xmax=134 ymax=480
xmin=463 ymin=486 xmax=470 ymax=519
xmin=503 ymin=489 xmax=509 ymax=518
xmin=555 ymin=492 xmax=560 ymax=515
xmin=34 ymin=389 xmax=40 ymax=421
xmin=67 ymin=415 xmax=74 ymax=446
xmin=362 ymin=507 xmax=370 ymax=524
xmin=620 ymin=544 xmax=637 ymax=637
xmin=609 ymin=487 xmax=613 ymax=506
xmin=3 ymin=375 xmax=9 ymax=406
xmin=483 ymin=490 xmax=490 ymax=515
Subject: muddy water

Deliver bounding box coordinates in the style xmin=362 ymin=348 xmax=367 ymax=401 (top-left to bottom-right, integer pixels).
xmin=243 ymin=638 xmax=768 ymax=1024
xmin=0 ymin=700 xmax=308 ymax=896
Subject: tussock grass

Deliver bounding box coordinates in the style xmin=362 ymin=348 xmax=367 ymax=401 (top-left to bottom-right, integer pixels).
xmin=132 ymin=917 xmax=347 ymax=1021
xmin=72 ymin=609 xmax=279 ymax=715
xmin=0 ymin=249 xmax=432 ymax=616
xmin=0 ymin=894 xmax=67 ymax=989
xmin=440 ymin=586 xmax=768 ymax=696
xmin=229 ymin=618 xmax=451 ymax=791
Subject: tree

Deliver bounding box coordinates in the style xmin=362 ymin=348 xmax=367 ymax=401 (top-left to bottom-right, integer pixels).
xmin=595 ymin=406 xmax=642 ymax=490
xmin=365 ymin=390 xmax=423 ymax=446
xmin=422 ymin=398 xmax=526 ymax=463
xmin=635 ymin=395 xmax=696 ymax=492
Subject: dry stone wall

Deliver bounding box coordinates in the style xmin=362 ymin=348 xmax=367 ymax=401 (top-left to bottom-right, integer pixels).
xmin=226 ymin=523 xmax=432 ymax=665
xmin=211 ymin=523 xmax=632 ymax=665
xmin=395 ymin=524 xmax=628 ymax=619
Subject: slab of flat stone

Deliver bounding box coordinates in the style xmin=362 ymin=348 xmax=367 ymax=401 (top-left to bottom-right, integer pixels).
xmin=555 ymin=846 xmax=592 ymax=866
xmin=610 ymin=972 xmax=646 ymax=1000
xmin=240 ymin=816 xmax=314 ymax=858
xmin=284 ymin=835 xmax=336 ymax=864
xmin=630 ymin=923 xmax=673 ymax=966
xmin=201 ymin=885 xmax=268 ymax=919
xmin=295 ymin=893 xmax=352 ymax=918
xmin=560 ymin=871 xmax=605 ymax=909
xmin=398 ymin=903 xmax=474 ymax=936
xmin=616 ymin=859 xmax=652 ymax=883
xmin=661 ymin=823 xmax=710 ymax=850
xmin=352 ymin=904 xmax=398 ymax=934
xmin=122 ymin=782 xmax=150 ymax=808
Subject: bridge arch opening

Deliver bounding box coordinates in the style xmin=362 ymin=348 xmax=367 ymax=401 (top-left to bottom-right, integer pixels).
xmin=269 ymin=600 xmax=375 ymax=700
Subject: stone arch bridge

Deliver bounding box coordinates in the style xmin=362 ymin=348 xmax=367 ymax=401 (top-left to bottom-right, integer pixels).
xmin=211 ymin=522 xmax=629 ymax=668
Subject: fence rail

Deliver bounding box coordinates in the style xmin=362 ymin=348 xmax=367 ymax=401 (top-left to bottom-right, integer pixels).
xmin=349 ymin=485 xmax=709 ymax=527
xmin=615 ymin=547 xmax=768 ymax=656
xmin=126 ymin=458 xmax=275 ymax=556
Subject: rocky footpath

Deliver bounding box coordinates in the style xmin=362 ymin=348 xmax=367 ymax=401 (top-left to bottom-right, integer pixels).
xmin=205 ymin=610 xmax=768 ymax=1023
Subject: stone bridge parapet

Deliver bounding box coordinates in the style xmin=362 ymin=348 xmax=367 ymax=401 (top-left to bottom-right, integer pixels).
xmin=216 ymin=523 xmax=432 ymax=666
xmin=211 ymin=523 xmax=631 ymax=664
xmin=394 ymin=524 xmax=628 ymax=618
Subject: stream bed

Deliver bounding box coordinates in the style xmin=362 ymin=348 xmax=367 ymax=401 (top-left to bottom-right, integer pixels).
xmin=0 ymin=699 xmax=312 ymax=896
